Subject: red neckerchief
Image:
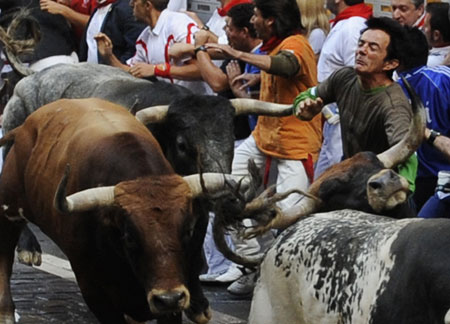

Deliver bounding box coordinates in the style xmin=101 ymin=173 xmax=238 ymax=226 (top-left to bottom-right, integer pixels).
xmin=217 ymin=0 xmax=253 ymax=17
xmin=96 ymin=0 xmax=115 ymax=8
xmin=330 ymin=3 xmax=373 ymax=26
xmin=260 ymin=36 xmax=283 ymax=52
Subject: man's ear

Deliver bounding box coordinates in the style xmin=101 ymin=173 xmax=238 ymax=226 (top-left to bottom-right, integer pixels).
xmin=418 ymin=3 xmax=425 ymax=16
xmin=266 ymin=17 xmax=275 ymax=29
xmin=383 ymin=58 xmax=400 ymax=72
xmin=432 ymin=29 xmax=442 ymax=43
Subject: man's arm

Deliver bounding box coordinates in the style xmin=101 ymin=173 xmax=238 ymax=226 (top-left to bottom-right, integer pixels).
xmin=40 ymin=0 xmax=89 ymax=29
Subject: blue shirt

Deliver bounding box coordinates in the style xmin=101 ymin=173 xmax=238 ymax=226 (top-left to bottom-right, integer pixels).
xmin=398 ymin=65 xmax=450 ymax=178
xmin=245 ymin=46 xmax=264 ymax=130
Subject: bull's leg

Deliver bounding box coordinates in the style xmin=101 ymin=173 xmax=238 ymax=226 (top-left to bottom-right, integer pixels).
xmin=0 ymin=151 xmax=28 ymax=323
xmin=0 ymin=212 xmax=24 ymax=324
xmin=16 ymin=224 xmax=42 ymax=266
xmin=184 ymin=202 xmax=212 ymax=324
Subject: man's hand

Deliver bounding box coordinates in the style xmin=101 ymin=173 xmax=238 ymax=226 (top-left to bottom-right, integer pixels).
xmin=226 ymin=61 xmax=248 ymax=98
xmin=205 ymin=43 xmax=239 ymax=58
xmin=40 ymin=0 xmax=67 ymax=15
xmin=94 ymin=33 xmax=114 ymax=58
xmin=230 ymin=72 xmax=261 ymax=91
xmin=293 ymin=97 xmax=324 ymax=121
xmin=128 ymin=63 xmax=155 ymax=78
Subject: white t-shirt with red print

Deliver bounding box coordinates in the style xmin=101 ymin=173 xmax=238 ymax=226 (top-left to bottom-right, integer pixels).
xmin=127 ymin=9 xmax=211 ymax=94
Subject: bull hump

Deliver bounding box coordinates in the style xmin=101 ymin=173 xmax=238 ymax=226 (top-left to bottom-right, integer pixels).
xmin=270 ymin=210 xmax=421 ymax=322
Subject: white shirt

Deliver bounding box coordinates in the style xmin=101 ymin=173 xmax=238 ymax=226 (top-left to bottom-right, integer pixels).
xmin=206 ymin=9 xmax=228 ymax=45
xmin=167 ymin=0 xmax=187 ymax=11
xmin=317 ymin=16 xmax=367 ymax=82
xmin=86 ymin=4 xmax=112 ymax=63
xmin=308 ymin=28 xmax=327 ymax=56
xmin=427 ymin=45 xmax=450 ymax=67
xmin=127 ymin=9 xmax=211 ymax=94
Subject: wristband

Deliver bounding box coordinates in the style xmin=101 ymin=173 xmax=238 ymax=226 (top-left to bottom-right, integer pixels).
xmin=427 ymin=129 xmax=441 ymax=145
xmin=194 ymin=45 xmax=207 ymax=56
xmin=154 ymin=63 xmax=172 ymax=82
xmin=201 ymin=25 xmax=210 ymax=31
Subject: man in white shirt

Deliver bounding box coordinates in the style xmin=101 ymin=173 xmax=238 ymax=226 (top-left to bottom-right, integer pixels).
xmin=423 ymin=2 xmax=450 ymax=67
xmin=95 ymin=0 xmax=209 ymax=94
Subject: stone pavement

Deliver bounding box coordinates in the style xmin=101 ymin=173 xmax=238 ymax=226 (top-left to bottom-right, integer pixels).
xmin=11 ymin=259 xmax=250 ymax=324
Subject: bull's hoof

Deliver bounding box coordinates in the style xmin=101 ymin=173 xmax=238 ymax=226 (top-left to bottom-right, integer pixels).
xmin=16 ymin=250 xmax=42 ymax=266
xmin=185 ymin=306 xmax=212 ymax=324
xmin=16 ymin=226 xmax=42 ymax=267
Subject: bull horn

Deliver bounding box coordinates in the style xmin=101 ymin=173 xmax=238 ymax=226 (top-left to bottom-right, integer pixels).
xmin=135 ymin=105 xmax=169 ymax=124
xmin=54 ymin=165 xmax=115 ymax=213
xmin=244 ymin=194 xmax=321 ymax=238
xmin=183 ymin=173 xmax=249 ymax=197
xmin=376 ymin=77 xmax=426 ymax=169
xmin=230 ymin=98 xmax=292 ymax=116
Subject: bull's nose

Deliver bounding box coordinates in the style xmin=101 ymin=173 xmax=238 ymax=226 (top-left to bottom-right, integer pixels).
xmin=148 ymin=286 xmax=190 ymax=314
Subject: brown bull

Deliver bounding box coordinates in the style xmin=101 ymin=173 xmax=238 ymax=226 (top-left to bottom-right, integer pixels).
xmin=0 ymin=98 xmax=241 ymax=324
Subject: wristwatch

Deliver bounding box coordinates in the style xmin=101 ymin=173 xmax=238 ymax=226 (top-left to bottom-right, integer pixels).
xmin=201 ymin=25 xmax=210 ymax=31
xmin=427 ymin=129 xmax=441 ymax=145
xmin=194 ymin=45 xmax=207 ymax=56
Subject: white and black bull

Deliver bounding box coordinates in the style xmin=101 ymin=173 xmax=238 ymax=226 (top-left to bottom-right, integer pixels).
xmin=250 ymin=210 xmax=450 ymax=324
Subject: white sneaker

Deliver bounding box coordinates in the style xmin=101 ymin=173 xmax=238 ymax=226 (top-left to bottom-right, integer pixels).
xmin=227 ymin=271 xmax=256 ymax=296
xmin=215 ymin=265 xmax=245 ymax=283
xmin=199 ymin=272 xmax=224 ymax=283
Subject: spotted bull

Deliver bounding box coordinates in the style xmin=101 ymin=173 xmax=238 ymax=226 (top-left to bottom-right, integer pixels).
xmin=0 ymin=98 xmax=245 ymax=324
xmin=250 ymin=210 xmax=450 ymax=324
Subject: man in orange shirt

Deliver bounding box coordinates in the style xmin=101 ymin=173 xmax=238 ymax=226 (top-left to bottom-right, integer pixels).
xmin=206 ymin=0 xmax=322 ymax=295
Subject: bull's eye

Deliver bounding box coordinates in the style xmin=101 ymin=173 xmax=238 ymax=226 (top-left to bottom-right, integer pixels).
xmin=122 ymin=232 xmax=137 ymax=249
xmin=176 ymin=135 xmax=188 ymax=155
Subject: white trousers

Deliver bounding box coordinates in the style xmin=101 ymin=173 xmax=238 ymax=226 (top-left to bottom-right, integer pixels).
xmin=231 ymin=135 xmax=310 ymax=258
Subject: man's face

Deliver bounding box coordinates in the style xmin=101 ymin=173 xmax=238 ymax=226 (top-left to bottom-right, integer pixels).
xmin=354 ymin=29 xmax=393 ymax=76
xmin=391 ymin=0 xmax=424 ymax=26
xmin=130 ymin=0 xmax=147 ymax=22
xmin=250 ymin=8 xmax=272 ymax=41
xmin=225 ymin=17 xmax=246 ymax=51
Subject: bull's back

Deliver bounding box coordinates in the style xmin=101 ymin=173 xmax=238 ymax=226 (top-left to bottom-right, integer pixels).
xmin=250 ymin=211 xmax=422 ymax=324
xmin=13 ymin=98 xmax=170 ymax=224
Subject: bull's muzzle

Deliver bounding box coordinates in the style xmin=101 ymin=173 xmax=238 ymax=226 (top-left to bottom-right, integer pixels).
xmin=148 ymin=285 xmax=190 ymax=314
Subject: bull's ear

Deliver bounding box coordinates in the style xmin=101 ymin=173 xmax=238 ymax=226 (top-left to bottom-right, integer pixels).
xmin=54 ymin=164 xmax=71 ymax=214
xmin=54 ymin=164 xmax=116 ymax=213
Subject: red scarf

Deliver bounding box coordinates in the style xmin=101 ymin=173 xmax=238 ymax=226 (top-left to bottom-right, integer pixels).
xmin=260 ymin=36 xmax=283 ymax=52
xmin=217 ymin=0 xmax=253 ymax=17
xmin=96 ymin=0 xmax=116 ymax=8
xmin=330 ymin=3 xmax=373 ymax=26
